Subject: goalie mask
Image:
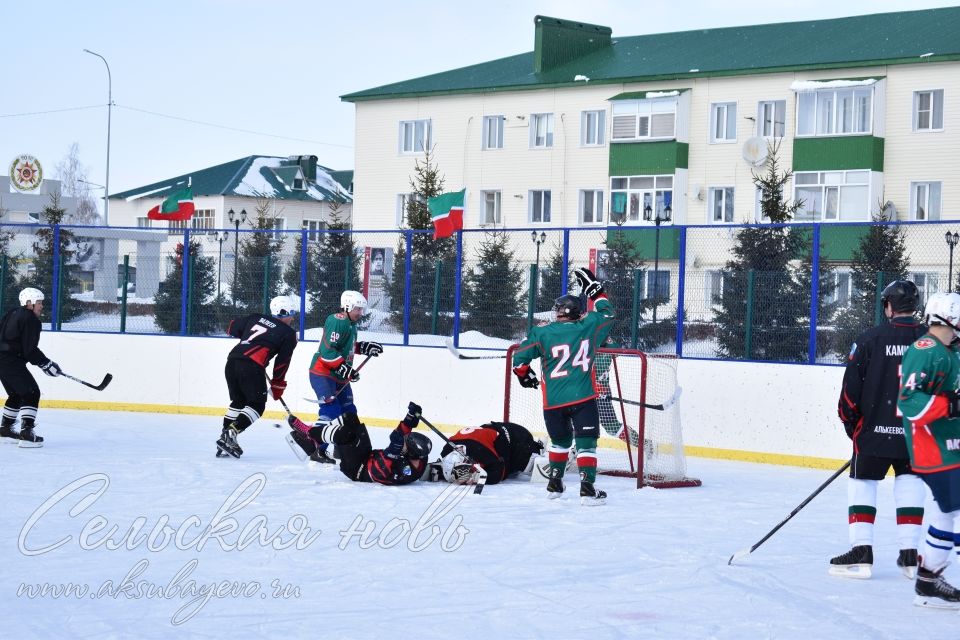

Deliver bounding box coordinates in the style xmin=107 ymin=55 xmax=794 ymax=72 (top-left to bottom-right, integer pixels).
xmin=924 ymin=292 xmax=960 ymax=338
xmin=553 ymin=295 xmax=583 ymax=321
xmin=403 ymin=432 xmax=432 ymax=460
xmin=440 ymin=446 xmax=473 ymax=482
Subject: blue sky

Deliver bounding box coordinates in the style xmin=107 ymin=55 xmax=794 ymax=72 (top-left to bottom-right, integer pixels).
xmin=3 ymin=0 xmax=957 ymax=209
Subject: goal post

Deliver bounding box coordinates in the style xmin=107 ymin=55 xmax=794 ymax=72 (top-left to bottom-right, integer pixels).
xmin=504 ymin=345 xmax=701 ymax=489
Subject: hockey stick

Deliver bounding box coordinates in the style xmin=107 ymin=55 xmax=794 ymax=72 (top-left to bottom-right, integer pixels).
xmin=604 ymin=386 xmax=682 ymax=412
xmin=444 ymin=338 xmax=507 ymax=361
xmin=728 ymin=459 xmax=851 ymax=565
xmin=61 ymin=372 xmax=113 ymax=391
xmin=300 ymin=355 xmax=374 ymax=403
xmin=416 ymin=413 xmax=487 ymax=494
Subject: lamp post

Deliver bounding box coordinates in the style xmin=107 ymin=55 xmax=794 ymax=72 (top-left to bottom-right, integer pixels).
xmin=215 ymin=230 xmax=230 ymax=299
xmin=228 ymin=208 xmax=247 ymax=307
xmin=83 ymin=49 xmax=112 ymax=225
xmin=643 ymin=201 xmax=673 ymax=325
xmin=531 ymin=230 xmax=547 ymax=298
xmin=947 ymin=231 xmax=960 ymax=292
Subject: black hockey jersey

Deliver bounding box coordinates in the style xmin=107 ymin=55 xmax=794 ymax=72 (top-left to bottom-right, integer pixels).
xmin=0 ymin=307 xmax=49 ymax=365
xmin=226 ymin=314 xmax=297 ymax=381
xmin=362 ymin=420 xmax=427 ymax=485
xmin=838 ymin=316 xmax=926 ymax=458
xmin=440 ymin=422 xmax=540 ymax=484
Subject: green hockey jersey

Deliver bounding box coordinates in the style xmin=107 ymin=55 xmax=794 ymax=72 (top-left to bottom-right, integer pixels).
xmin=512 ymin=296 xmax=615 ymax=409
xmin=897 ymin=334 xmax=960 ymax=473
xmin=309 ymin=312 xmax=357 ymax=382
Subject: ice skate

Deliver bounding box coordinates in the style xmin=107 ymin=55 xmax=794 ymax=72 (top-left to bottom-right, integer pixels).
xmin=216 ymin=425 xmax=243 ymax=458
xmin=18 ymin=424 xmax=43 ymax=448
xmin=579 ymin=480 xmax=607 ymax=506
xmin=914 ymin=566 xmax=960 ymax=609
xmin=546 ymin=467 xmax=564 ymax=499
xmin=0 ymin=423 xmax=20 ymax=443
xmin=828 ymin=545 xmax=873 ymax=579
xmin=897 ymin=548 xmax=918 ymax=580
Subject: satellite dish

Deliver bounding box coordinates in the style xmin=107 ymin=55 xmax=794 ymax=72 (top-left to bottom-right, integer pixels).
xmin=742 ymin=137 xmax=769 ymax=168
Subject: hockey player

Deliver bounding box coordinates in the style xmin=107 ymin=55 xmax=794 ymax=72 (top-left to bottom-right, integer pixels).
xmin=303 ymin=290 xmax=382 ymax=463
xmin=0 ymin=288 xmax=61 ymax=447
xmin=830 ymin=280 xmax=926 ymax=579
xmin=897 ymin=292 xmax=960 ymax=608
xmin=217 ymin=295 xmax=299 ymax=458
xmin=288 ymin=402 xmax=431 ymax=485
xmin=511 ymin=267 xmax=615 ymax=505
xmin=436 ymin=421 xmax=544 ymax=485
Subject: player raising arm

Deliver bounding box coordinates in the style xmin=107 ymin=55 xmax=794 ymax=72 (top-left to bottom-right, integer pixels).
xmin=511 ymin=267 xmax=615 ymax=505
xmin=897 ymin=292 xmax=960 ymax=609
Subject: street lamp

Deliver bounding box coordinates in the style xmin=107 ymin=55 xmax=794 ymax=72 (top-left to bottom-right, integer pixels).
xmin=531 ymin=230 xmax=547 ymax=294
xmin=643 ymin=201 xmax=673 ymax=325
xmin=946 ymin=231 xmax=959 ymax=292
xmin=228 ymin=208 xmax=247 ymax=306
xmin=215 ymin=230 xmax=230 ymax=298
xmin=83 ymin=49 xmax=112 ymax=225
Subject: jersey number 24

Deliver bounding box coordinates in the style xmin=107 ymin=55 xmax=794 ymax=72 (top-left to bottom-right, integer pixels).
xmin=549 ymin=340 xmax=591 ymax=378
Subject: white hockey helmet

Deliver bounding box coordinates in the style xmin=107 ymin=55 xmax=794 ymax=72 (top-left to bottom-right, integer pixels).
xmin=924 ymin=292 xmax=960 ymax=337
xmin=340 ymin=290 xmax=367 ymax=314
xmin=19 ymin=287 xmax=44 ymax=307
xmin=269 ymin=295 xmax=298 ymax=318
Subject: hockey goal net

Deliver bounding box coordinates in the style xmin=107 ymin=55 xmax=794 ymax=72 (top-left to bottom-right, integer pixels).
xmin=504 ymin=346 xmax=700 ymax=489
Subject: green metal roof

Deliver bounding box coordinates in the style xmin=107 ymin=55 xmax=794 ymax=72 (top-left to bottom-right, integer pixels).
xmin=342 ymin=8 xmax=960 ymax=102
xmin=110 ymin=156 xmax=353 ymax=203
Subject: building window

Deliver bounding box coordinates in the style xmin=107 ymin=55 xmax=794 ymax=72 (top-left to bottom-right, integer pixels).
xmin=757 ymin=100 xmax=786 ymax=137
xmin=581 ymin=110 xmax=606 ymax=146
xmin=706 ymin=270 xmax=725 ymax=305
xmin=579 ymin=190 xmax=604 ymax=224
xmin=529 ymin=190 xmax=551 ymax=223
xmin=912 ymin=272 xmax=941 ymax=307
xmin=797 ymin=88 xmax=872 ymax=136
xmin=913 ymin=90 xmax=944 ymax=131
xmin=529 ymin=113 xmax=554 ymax=148
xmin=399 ymin=119 xmax=431 ymax=154
xmin=303 ymin=219 xmax=326 ymax=242
xmin=482 ymin=115 xmax=504 ymax=150
xmin=611 ymin=98 xmax=676 ymax=141
xmin=709 ymin=187 xmax=735 ymax=223
xmin=647 ymin=270 xmax=670 ymax=301
xmin=265 ymin=218 xmax=285 ymax=240
xmin=136 ymin=217 xmax=152 ymax=228
xmin=825 ymin=270 xmax=854 ymax=307
xmin=910 ymin=181 xmax=942 ymax=220
xmin=710 ymin=103 xmax=737 ymax=142
xmin=293 ymin=178 xmax=304 ymax=190
xmin=191 ymin=208 xmax=215 ymax=234
xmin=609 ymin=176 xmax=673 ymax=224
xmin=168 ymin=219 xmax=187 ymax=236
xmin=793 ymin=170 xmax=870 ymax=221
xmin=396 ymin=192 xmax=424 ymax=227
xmin=480 ymin=190 xmax=501 ymax=224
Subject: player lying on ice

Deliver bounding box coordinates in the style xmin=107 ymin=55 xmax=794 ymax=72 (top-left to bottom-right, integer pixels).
xmin=432 ymin=422 xmax=544 ymax=486
xmin=287 ymin=402 xmax=431 ymax=485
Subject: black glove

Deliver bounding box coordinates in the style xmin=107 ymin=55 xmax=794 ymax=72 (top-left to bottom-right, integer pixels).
xmin=40 ymin=360 xmax=62 ymax=377
xmin=513 ymin=365 xmax=539 ymax=389
xmin=335 ymin=362 xmax=360 ymax=382
xmin=574 ymin=267 xmax=604 ymax=300
xmin=946 ymin=390 xmax=960 ymax=418
xmin=404 ymin=401 xmax=422 ymax=428
xmin=843 ymin=422 xmax=856 ymax=439
xmin=356 ymin=341 xmax=383 ymax=357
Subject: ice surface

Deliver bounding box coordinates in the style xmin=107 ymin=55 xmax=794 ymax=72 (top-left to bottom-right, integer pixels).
xmin=1 ymin=409 xmax=956 ymax=638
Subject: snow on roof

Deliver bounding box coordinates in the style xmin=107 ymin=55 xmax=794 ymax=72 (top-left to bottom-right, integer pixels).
xmin=645 ymin=90 xmax=680 ymax=98
xmin=789 ymin=78 xmax=878 ymax=91
xmin=231 ymin=157 xmax=351 ymax=201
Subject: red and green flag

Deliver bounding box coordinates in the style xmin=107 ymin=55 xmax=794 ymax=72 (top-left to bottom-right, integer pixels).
xmin=427 ymin=189 xmax=465 ymax=239
xmin=147 ymin=187 xmax=195 ymax=221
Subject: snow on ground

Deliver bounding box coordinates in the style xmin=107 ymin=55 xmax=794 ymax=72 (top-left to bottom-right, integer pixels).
xmin=2 ymin=409 xmax=957 ymax=639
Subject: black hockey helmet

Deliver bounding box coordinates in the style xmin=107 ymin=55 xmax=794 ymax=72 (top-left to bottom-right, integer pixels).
xmin=553 ymin=295 xmax=583 ymax=321
xmin=880 ymin=280 xmax=920 ymax=314
xmin=404 ymin=432 xmax=433 ymax=460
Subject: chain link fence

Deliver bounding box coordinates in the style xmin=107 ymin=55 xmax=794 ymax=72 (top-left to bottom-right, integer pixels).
xmin=5 ymin=220 xmax=957 ymax=365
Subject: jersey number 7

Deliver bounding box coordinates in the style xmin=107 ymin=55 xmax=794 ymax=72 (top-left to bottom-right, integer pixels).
xmin=241 ymin=325 xmax=268 ymax=344
xmin=549 ymin=339 xmax=591 ymax=379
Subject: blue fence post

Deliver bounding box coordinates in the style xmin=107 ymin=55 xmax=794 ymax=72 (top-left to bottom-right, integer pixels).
xmin=452 ymin=231 xmax=464 ymax=346
xmin=675 ymin=226 xmax=687 ymax=357
xmin=299 ymin=228 xmax=308 ymax=341
xmin=51 ymin=225 xmax=60 ymax=331
xmin=807 ymin=223 xmax=822 ymax=365
xmin=402 ymin=231 xmax=412 ymax=346
xmin=560 ymin=229 xmax=570 ymax=296
xmin=180 ymin=230 xmax=190 ymax=336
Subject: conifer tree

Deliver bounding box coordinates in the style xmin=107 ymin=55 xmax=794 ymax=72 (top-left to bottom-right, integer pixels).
xmin=233 ymin=198 xmax=284 ymax=315
xmin=0 ymin=200 xmax=20 ymax=314
xmin=601 ymin=224 xmax=647 ymax=346
xmin=538 ymin=243 xmax=568 ymax=309
xmin=153 ymin=240 xmax=218 ymax=335
xmin=462 ymin=231 xmax=524 ymax=339
xmin=20 ymin=194 xmax=84 ymax=323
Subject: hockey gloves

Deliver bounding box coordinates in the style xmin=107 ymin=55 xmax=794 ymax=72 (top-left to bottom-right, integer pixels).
xmin=40 ymin=360 xmax=61 ymax=377
xmin=574 ymin=267 xmax=604 ymax=300
xmin=403 ymin=401 xmax=422 ymax=428
xmin=335 ymin=362 xmax=361 ymax=382
xmin=270 ymin=378 xmax=287 ymax=400
xmin=356 ymin=341 xmax=383 ymax=357
xmin=513 ymin=364 xmax=539 ymax=389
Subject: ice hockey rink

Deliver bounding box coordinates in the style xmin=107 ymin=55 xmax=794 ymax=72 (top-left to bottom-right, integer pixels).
xmin=1 ymin=409 xmax=956 ymax=639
